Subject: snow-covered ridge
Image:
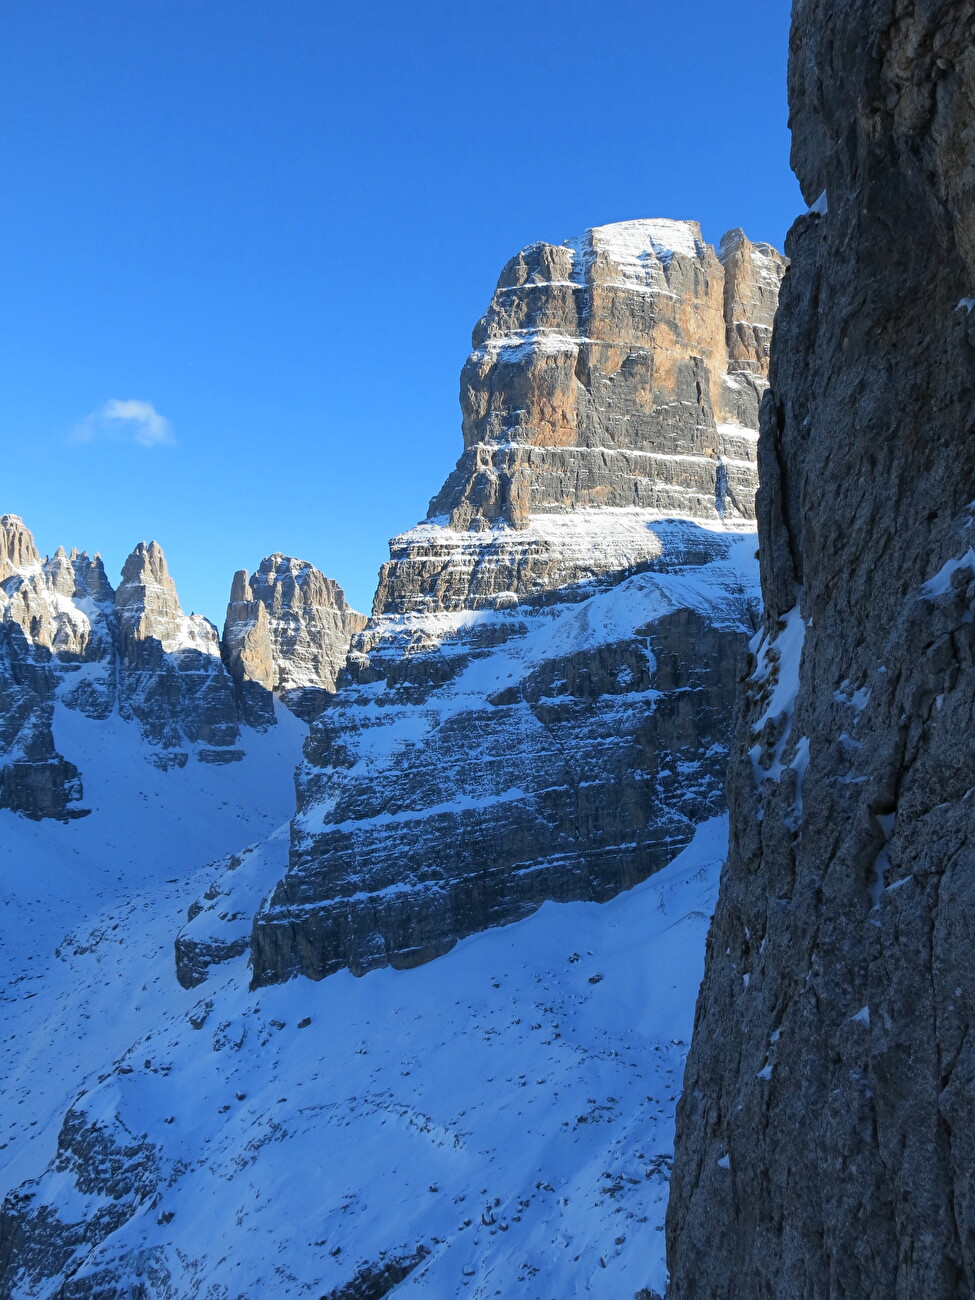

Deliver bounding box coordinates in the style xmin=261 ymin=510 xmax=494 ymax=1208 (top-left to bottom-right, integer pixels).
xmin=567 ymin=218 xmax=705 ymax=284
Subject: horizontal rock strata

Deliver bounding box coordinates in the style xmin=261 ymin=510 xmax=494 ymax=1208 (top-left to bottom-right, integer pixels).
xmin=250 ymin=219 xmax=784 ymax=985
xmin=429 ymin=219 xmax=784 ymax=530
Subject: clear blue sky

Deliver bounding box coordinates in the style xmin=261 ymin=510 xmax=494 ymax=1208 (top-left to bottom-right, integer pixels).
xmin=0 ymin=0 xmax=799 ymax=621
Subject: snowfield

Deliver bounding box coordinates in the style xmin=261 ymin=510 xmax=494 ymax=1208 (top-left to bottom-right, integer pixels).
xmin=0 ymin=700 xmax=726 ymax=1297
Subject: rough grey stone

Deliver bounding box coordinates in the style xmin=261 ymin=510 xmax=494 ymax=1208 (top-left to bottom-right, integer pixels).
xmin=428 ymin=220 xmax=785 ymax=532
xmin=666 ymin=3 xmax=975 ymax=1296
xmin=0 ymin=520 xmax=359 ymax=815
xmin=221 ymin=553 xmax=366 ymax=728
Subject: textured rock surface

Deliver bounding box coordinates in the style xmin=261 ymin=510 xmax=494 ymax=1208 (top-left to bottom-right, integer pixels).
xmin=249 ymin=219 xmax=782 ymax=986
xmin=221 ymin=554 xmax=366 ymax=726
xmin=0 ymin=1104 xmax=163 ymax=1297
xmin=0 ymin=519 xmax=115 ymax=818
xmin=667 ymin=3 xmax=975 ymax=1296
xmin=429 ymin=220 xmax=785 ymax=531
xmin=252 ymin=528 xmax=759 ymax=985
xmin=115 ymin=541 xmax=243 ymax=765
xmin=0 ymin=521 xmax=357 ymax=810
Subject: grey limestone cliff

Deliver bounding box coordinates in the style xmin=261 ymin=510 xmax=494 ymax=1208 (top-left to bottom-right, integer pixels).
xmin=0 ymin=517 xmax=114 ymax=818
xmin=428 ymin=219 xmax=783 ymax=532
xmin=0 ymin=521 xmax=361 ymax=812
xmin=248 ymin=219 xmax=785 ymax=987
xmin=221 ymin=554 xmax=366 ymax=727
xmin=114 ymin=541 xmax=243 ymax=766
xmin=666 ymin=2 xmax=975 ymax=1296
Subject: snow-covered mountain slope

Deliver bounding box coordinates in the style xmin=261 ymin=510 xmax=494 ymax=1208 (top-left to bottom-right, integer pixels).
xmin=253 ymin=217 xmax=780 ymax=987
xmin=0 ymin=703 xmax=307 ymax=1190
xmin=0 ymin=216 xmax=784 ymax=1298
xmin=0 ymin=811 xmax=726 ymax=1299
xmin=254 ymin=520 xmax=758 ymax=985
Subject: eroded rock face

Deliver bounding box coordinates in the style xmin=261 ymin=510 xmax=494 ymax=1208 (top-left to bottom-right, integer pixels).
xmin=114 ymin=543 xmax=244 ymax=764
xmin=0 ymin=522 xmax=116 ymax=818
xmin=0 ymin=514 xmax=41 ymax=581
xmin=249 ymin=219 xmax=782 ymax=986
xmin=221 ymin=554 xmax=366 ymax=727
xmin=0 ymin=1103 xmax=164 ymax=1296
xmin=666 ymin=3 xmax=975 ymax=1296
xmin=0 ymin=521 xmax=356 ymax=810
xmin=428 ymin=220 xmax=785 ymax=531
xmin=115 ymin=540 xmax=243 ymax=764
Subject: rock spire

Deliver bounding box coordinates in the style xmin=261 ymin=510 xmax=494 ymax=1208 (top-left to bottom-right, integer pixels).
xmin=0 ymin=519 xmax=360 ymax=812
xmin=221 ymin=554 xmax=366 ymax=727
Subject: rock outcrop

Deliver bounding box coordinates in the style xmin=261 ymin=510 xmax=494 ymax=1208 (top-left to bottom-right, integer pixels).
xmin=115 ymin=541 xmax=243 ymax=766
xmin=428 ymin=219 xmax=783 ymax=531
xmin=0 ymin=521 xmax=361 ymax=811
xmin=666 ymin=3 xmax=975 ymax=1296
xmin=221 ymin=554 xmax=366 ymax=726
xmin=248 ymin=220 xmax=785 ymax=986
xmin=0 ymin=518 xmax=115 ymax=818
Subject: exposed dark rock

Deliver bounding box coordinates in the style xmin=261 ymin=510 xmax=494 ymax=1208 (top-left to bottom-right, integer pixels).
xmin=667 ymin=2 xmax=975 ymax=1296
xmin=0 ymin=1105 xmax=161 ymax=1297
xmin=318 ymin=1245 xmax=431 ymax=1300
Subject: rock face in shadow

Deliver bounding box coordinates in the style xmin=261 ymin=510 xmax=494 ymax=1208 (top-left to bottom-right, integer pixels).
xmin=666 ymin=3 xmax=975 ymax=1296
xmin=249 ymin=219 xmax=784 ymax=987
xmin=221 ymin=554 xmax=366 ymax=727
xmin=0 ymin=519 xmax=359 ymax=813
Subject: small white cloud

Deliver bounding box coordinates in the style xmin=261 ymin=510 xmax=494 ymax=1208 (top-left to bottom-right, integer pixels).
xmin=69 ymin=398 xmax=175 ymax=448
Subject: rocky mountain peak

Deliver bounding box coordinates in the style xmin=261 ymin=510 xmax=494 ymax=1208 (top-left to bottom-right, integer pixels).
xmin=245 ymin=217 xmax=781 ymax=989
xmin=0 ymin=514 xmax=41 ymax=581
xmin=118 ymin=538 xmax=176 ymax=605
xmin=427 ymin=218 xmax=786 ymax=533
xmin=221 ymin=553 xmax=366 ymax=726
xmin=115 ymin=539 xmax=217 ymax=658
xmin=0 ymin=519 xmax=364 ymax=813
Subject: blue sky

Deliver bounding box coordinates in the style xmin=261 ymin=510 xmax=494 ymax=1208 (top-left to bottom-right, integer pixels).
xmin=0 ymin=0 xmax=799 ymax=620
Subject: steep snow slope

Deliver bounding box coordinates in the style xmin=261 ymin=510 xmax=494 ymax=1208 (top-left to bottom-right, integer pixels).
xmin=0 ymin=702 xmax=307 ymax=1196
xmin=0 ymin=811 xmax=726 ymax=1298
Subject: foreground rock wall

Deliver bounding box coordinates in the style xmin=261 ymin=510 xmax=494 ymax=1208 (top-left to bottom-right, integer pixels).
xmin=249 ymin=220 xmax=783 ymax=986
xmin=667 ymin=2 xmax=975 ymax=1295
